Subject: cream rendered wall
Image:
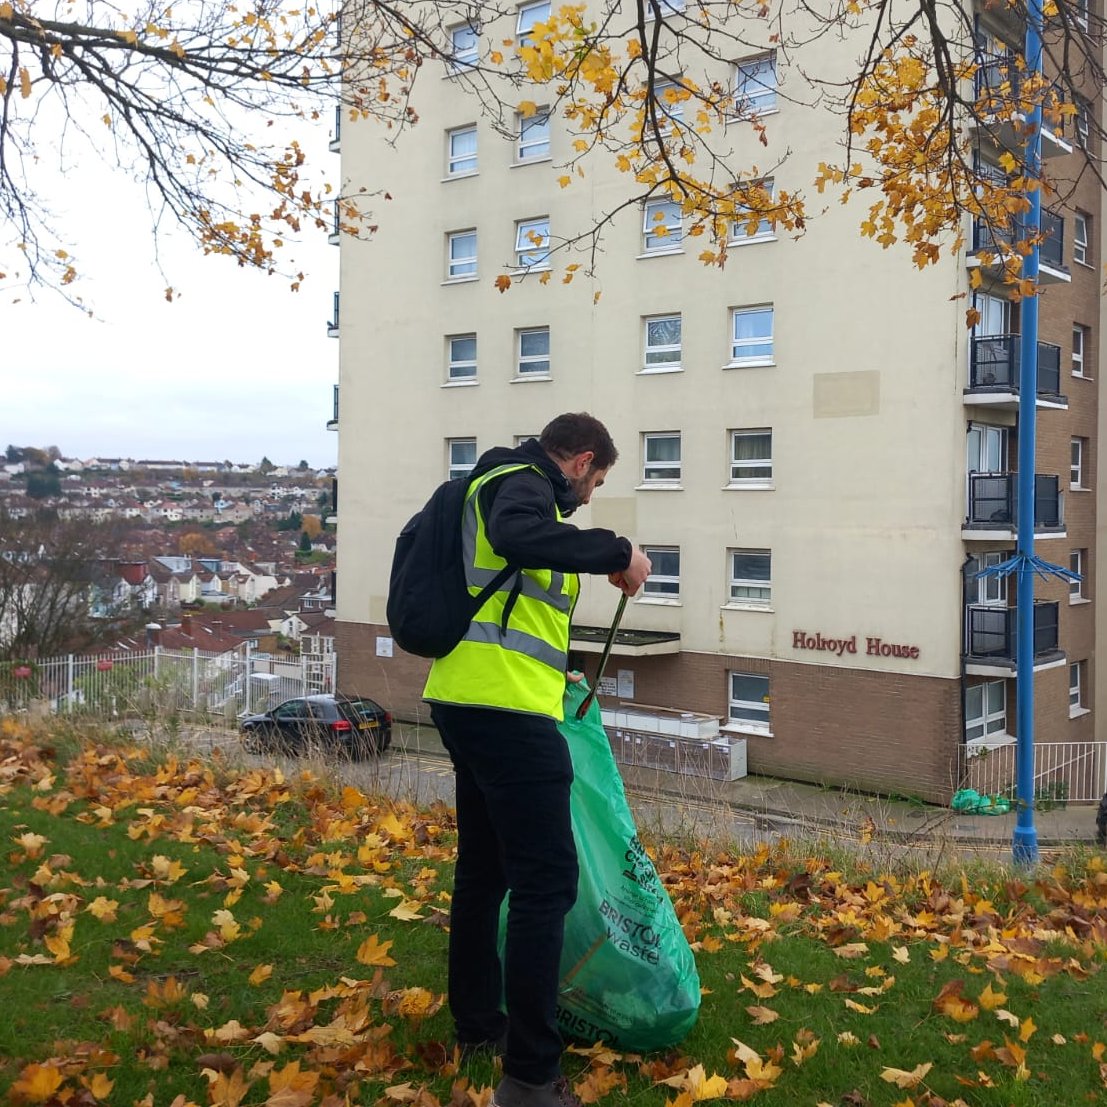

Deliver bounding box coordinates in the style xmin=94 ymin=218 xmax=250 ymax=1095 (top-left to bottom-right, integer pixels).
xmin=336 ymin=0 xmax=972 ymax=679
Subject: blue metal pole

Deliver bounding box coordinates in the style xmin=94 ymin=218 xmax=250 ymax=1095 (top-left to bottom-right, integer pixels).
xmin=1013 ymin=0 xmax=1044 ymax=865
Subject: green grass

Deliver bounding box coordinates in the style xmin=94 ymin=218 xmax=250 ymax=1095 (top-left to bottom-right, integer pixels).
xmin=3 ymin=718 xmax=1107 ymax=1106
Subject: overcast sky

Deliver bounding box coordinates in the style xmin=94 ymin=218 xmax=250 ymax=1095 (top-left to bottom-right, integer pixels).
xmin=2 ymin=132 xmax=340 ymax=470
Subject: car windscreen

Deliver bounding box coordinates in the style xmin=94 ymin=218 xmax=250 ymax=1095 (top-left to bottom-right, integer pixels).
xmin=342 ymin=698 xmax=384 ymax=719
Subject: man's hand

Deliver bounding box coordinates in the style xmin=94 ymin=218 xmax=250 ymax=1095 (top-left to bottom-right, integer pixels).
xmin=608 ymin=546 xmax=652 ymax=596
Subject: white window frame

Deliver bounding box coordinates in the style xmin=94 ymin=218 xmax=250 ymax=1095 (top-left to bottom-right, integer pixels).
xmin=642 ymin=199 xmax=683 ymax=253
xmin=641 ymin=546 xmax=680 ymax=602
xmin=1076 ymin=0 xmax=1090 ymax=29
xmin=1076 ymin=98 xmax=1091 ymax=147
xmin=446 ymin=125 xmax=478 ymax=176
xmin=516 ymin=327 xmax=551 ymax=377
xmin=447 ymin=438 xmax=477 ymax=481
xmin=448 ymin=23 xmax=479 ymax=72
xmin=1071 ymin=437 xmax=1086 ymax=489
xmin=1072 ymin=325 xmax=1088 ymax=377
xmin=965 ymin=680 xmax=1007 ymax=745
xmin=652 ymin=80 xmax=688 ymax=133
xmin=733 ymin=53 xmax=778 ymax=116
xmin=641 ymin=432 xmax=682 ymax=484
xmin=648 ymin=0 xmax=685 ymax=15
xmin=1071 ymin=548 xmax=1085 ymax=601
xmin=729 ymin=179 xmax=776 ymax=244
xmin=727 ymin=671 xmax=770 ymax=733
xmin=516 ymin=0 xmax=551 ymax=46
xmin=1070 ymin=660 xmax=1085 ymax=715
xmin=970 ymin=550 xmax=1007 ymax=606
xmin=643 ymin=314 xmax=682 ymax=371
xmin=729 ymin=306 xmax=774 ymax=366
xmin=1074 ymin=212 xmax=1090 ymax=265
xmin=515 ymin=217 xmax=551 ymax=269
xmin=728 ymin=548 xmax=771 ymax=608
xmin=728 ymin=429 xmax=773 ymax=486
xmin=516 ymin=108 xmax=551 ymax=161
xmin=447 ymin=230 xmax=478 ymax=280
xmin=446 ymin=334 xmax=477 ymax=382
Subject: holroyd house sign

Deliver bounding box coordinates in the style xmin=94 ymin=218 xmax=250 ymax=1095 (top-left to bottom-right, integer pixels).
xmin=792 ymin=630 xmax=920 ymax=660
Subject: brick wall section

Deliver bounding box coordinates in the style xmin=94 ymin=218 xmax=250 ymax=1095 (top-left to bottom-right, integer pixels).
xmin=336 ymin=620 xmax=434 ymax=725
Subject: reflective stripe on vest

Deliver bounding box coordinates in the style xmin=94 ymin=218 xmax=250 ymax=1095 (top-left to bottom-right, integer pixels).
xmin=423 ymin=462 xmax=579 ymax=719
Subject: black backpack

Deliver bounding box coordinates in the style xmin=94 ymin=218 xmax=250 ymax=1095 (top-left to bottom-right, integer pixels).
xmin=386 ymin=474 xmax=519 ymax=658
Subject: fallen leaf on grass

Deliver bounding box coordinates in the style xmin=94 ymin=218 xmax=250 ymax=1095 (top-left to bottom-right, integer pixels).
xmin=249 ymin=964 xmax=274 ymax=986
xmin=745 ymin=1006 xmax=778 ymax=1025
xmin=880 ymin=1061 xmax=932 ymax=1089
xmin=356 ymin=934 xmax=397 ymax=966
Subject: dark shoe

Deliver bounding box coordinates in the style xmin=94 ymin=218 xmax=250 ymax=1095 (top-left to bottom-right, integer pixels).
xmin=457 ymin=1033 xmax=507 ymax=1061
xmin=491 ymin=1075 xmax=581 ymax=1107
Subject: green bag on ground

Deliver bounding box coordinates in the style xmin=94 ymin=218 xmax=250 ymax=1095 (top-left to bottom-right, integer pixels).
xmin=551 ymin=679 xmax=701 ymax=1051
xmin=951 ymin=788 xmax=1012 ymax=815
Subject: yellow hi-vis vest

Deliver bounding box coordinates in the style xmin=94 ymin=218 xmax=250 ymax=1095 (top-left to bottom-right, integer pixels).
xmin=423 ymin=462 xmax=579 ymax=720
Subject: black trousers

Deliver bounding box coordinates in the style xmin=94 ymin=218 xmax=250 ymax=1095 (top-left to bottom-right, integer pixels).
xmin=430 ymin=702 xmax=578 ymax=1085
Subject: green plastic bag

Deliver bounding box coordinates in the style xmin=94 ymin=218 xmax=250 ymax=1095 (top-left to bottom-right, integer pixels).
xmin=552 ymin=680 xmax=701 ymax=1051
xmin=951 ymin=788 xmax=1012 ymax=816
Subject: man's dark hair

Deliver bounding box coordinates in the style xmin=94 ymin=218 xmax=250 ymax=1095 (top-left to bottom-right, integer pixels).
xmin=539 ymin=412 xmax=618 ymax=470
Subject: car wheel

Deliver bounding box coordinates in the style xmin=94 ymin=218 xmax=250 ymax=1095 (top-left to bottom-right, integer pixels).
xmin=241 ymin=729 xmax=263 ymax=754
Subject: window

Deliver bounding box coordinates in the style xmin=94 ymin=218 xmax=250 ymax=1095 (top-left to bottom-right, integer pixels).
xmin=728 ymin=671 xmax=770 ymax=731
xmin=734 ymin=54 xmax=777 ymax=115
xmin=642 ymin=199 xmax=683 ymax=252
xmin=729 ymin=429 xmax=772 ymax=484
xmin=448 ymin=23 xmax=479 ymax=71
xmin=728 ymin=549 xmax=771 ymax=606
xmin=516 ymin=327 xmax=550 ymax=375
xmin=1070 ymin=661 xmax=1086 ymax=714
xmin=1076 ymin=98 xmax=1091 ymax=147
xmin=969 ymin=551 xmax=1007 ymax=606
xmin=1074 ymin=212 xmax=1090 ymax=265
xmin=516 ymin=1 xmax=551 ymax=47
xmin=641 ymin=546 xmax=680 ymax=600
xmin=447 ymin=230 xmax=478 ymax=279
xmin=447 ymin=334 xmax=477 ymax=381
xmin=514 ymin=433 xmax=538 ymax=446
xmin=1071 ymin=437 xmax=1087 ymax=488
xmin=650 ymin=0 xmax=685 ymax=14
xmin=1073 ymin=325 xmax=1089 ymax=376
xmin=1071 ymin=549 xmax=1086 ymax=600
xmin=729 ymin=179 xmax=776 ymax=242
xmin=730 ymin=306 xmax=774 ymax=365
xmin=643 ymin=315 xmax=682 ymax=370
xmin=642 ymin=432 xmax=681 ymax=483
xmin=515 ymin=217 xmax=550 ymax=268
xmin=517 ymin=109 xmax=550 ymax=161
xmin=448 ymin=438 xmax=477 ymax=481
xmin=653 ymin=80 xmax=689 ymax=132
xmin=1076 ymin=0 xmax=1090 ymax=29
xmin=447 ymin=125 xmax=478 ymax=176
xmin=965 ymin=681 xmax=1007 ymax=743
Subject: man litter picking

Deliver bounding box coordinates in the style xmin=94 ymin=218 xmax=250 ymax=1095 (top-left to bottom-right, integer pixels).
xmin=424 ymin=413 xmax=651 ymax=1107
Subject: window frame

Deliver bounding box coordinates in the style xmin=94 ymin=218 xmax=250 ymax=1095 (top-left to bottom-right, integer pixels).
xmin=729 ymin=306 xmax=775 ymax=367
xmin=641 ymin=432 xmax=682 ymax=485
xmin=447 ymin=229 xmax=478 ymax=280
xmin=516 ymin=0 xmax=551 ymax=46
xmin=1076 ymin=98 xmax=1091 ymax=147
xmin=652 ymin=79 xmax=689 ymax=134
xmin=1070 ymin=548 xmax=1085 ymax=600
xmin=729 ymin=179 xmax=776 ymax=244
xmin=447 ymin=22 xmax=479 ymax=72
xmin=447 ymin=438 xmax=477 ymax=481
xmin=965 ymin=680 xmax=1007 ymax=744
xmin=516 ymin=108 xmax=551 ymax=162
xmin=1069 ymin=660 xmax=1085 ymax=714
xmin=641 ymin=198 xmax=683 ymax=253
xmin=727 ymin=548 xmax=772 ymax=608
xmin=516 ymin=326 xmax=551 ymax=377
xmin=514 ymin=217 xmax=551 ymax=270
xmin=1072 ymin=324 xmax=1088 ymax=377
xmin=733 ymin=53 xmax=778 ymax=116
xmin=446 ymin=333 xmax=478 ymax=382
xmin=1071 ymin=436 xmax=1087 ymax=489
xmin=1074 ymin=211 xmax=1090 ymax=265
xmin=640 ymin=545 xmax=681 ymax=602
xmin=446 ymin=124 xmax=478 ymax=176
xmin=642 ymin=314 xmax=682 ymax=371
xmin=728 ymin=428 xmax=773 ymax=486
xmin=727 ymin=671 xmax=770 ymax=732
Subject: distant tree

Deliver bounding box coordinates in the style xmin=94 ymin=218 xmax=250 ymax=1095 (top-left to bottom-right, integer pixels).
xmin=297 ymin=459 xmax=309 ymax=471
xmin=301 ymin=514 xmax=322 ymax=540
xmin=316 ymin=489 xmax=330 ymax=508
xmin=21 ymin=447 xmax=49 ymax=470
xmin=25 ymin=470 xmax=61 ymax=499
xmin=179 ymin=531 xmax=217 ymax=557
xmin=298 ymin=531 xmax=312 ymax=554
xmin=4 ymin=445 xmax=23 ymax=464
xmin=45 ymin=446 xmax=62 ymax=462
xmin=275 ymin=511 xmax=302 ymax=533
xmin=258 ymin=457 xmax=275 ymax=475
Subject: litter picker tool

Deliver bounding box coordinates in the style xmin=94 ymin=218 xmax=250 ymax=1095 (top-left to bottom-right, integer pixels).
xmin=575 ymin=591 xmax=628 ymax=720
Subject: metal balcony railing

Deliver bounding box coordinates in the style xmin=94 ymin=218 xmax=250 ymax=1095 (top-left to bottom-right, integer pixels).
xmin=969 ymin=335 xmax=1062 ymax=395
xmin=964 ymin=601 xmax=1059 ymax=661
xmin=966 ymin=472 xmax=1062 ymax=528
xmin=972 ymin=214 xmax=1065 ymax=269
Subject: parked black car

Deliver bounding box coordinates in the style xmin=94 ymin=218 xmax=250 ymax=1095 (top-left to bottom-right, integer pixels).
xmin=240 ymin=693 xmax=392 ymax=758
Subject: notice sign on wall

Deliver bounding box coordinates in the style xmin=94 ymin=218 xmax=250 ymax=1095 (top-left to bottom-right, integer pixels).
xmin=375 ymin=636 xmax=394 ymax=658
xmin=597 ymin=676 xmax=618 ymax=696
xmin=792 ymin=630 xmax=919 ymax=660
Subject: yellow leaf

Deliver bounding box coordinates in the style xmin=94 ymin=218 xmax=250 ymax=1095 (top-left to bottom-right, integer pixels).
xmin=192 ymin=993 xmax=210 ymax=1009
xmin=87 ymin=897 xmax=119 ymax=922
xmin=844 ymin=999 xmax=876 ymax=1014
xmin=518 ymin=100 xmax=538 ymax=118
xmin=494 ymin=274 xmax=513 ymax=293
xmin=356 ymin=934 xmax=397 ymax=967
xmin=979 ymin=983 xmax=1006 ymax=1010
xmin=558 ymin=176 xmax=572 ymax=188
xmin=740 ymin=974 xmax=777 ymax=999
xmin=490 ymin=50 xmax=504 ymax=64
xmin=87 ymin=1072 xmax=114 ymax=1098
xmin=12 ymin=1063 xmax=65 ymax=1102
xmin=19 ymin=66 xmax=31 ymax=99
xmin=1019 ymin=1015 xmax=1037 ymax=1042
xmin=880 ymin=1062 xmax=933 ymax=1089
xmin=248 ymin=963 xmax=273 ymax=986
xmin=253 ymin=1031 xmax=284 ymax=1054
xmin=117 ymin=29 xmax=138 ymax=45
xmin=746 ymin=1006 xmax=779 ymax=1025
xmin=995 ymin=1009 xmax=1020 ymax=1027
xmin=388 ymin=899 xmax=425 ymax=921
xmin=211 ymin=1019 xmax=251 ymax=1043
xmin=102 ymin=114 xmax=112 ymax=126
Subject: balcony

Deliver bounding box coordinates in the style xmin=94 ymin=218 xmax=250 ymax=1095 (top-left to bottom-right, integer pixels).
xmin=970 ymin=55 xmax=1073 ymax=159
xmin=329 ymin=105 xmax=341 ymax=153
xmin=969 ymin=216 xmax=1071 ymax=285
xmin=327 ymin=477 xmax=337 ymax=527
xmin=964 ymin=600 xmax=1063 ymax=675
xmin=327 ymin=384 xmax=339 ymax=431
xmin=966 ymin=335 xmax=1066 ymax=409
xmin=962 ymin=472 xmax=1064 ymax=540
xmin=328 ymin=201 xmax=341 ymax=246
xmin=327 ymin=291 xmax=339 ymax=338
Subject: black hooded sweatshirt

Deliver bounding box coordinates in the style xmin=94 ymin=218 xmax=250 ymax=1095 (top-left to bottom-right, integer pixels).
xmin=470 ymin=439 xmax=632 ymax=576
